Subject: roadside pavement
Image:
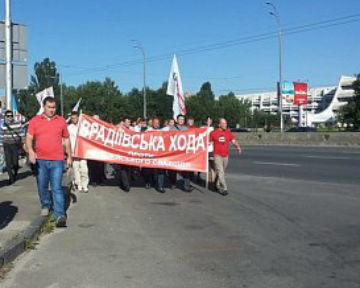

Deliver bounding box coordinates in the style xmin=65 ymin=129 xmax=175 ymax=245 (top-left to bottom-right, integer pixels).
xmin=0 ymin=165 xmax=48 ymax=267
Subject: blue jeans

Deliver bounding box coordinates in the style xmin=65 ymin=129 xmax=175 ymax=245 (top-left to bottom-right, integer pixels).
xmin=36 ymin=160 xmax=65 ymax=219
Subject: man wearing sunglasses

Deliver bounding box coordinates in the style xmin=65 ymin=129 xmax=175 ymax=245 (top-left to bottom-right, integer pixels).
xmin=1 ymin=110 xmax=25 ymax=185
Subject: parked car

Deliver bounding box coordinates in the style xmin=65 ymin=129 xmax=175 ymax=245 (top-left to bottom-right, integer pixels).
xmin=230 ymin=128 xmax=250 ymax=133
xmin=286 ymin=127 xmax=317 ymax=132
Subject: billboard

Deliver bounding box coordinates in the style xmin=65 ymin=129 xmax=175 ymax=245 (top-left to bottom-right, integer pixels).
xmin=294 ymin=82 xmax=308 ymax=106
xmin=281 ymin=81 xmax=294 ymax=107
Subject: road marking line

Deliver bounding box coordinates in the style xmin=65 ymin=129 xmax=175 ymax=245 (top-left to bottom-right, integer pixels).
xmin=303 ymin=155 xmax=350 ymax=160
xmin=253 ymin=161 xmax=300 ymax=167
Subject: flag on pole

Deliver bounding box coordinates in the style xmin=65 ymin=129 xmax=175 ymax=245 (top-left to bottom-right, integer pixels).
xmin=11 ymin=95 xmax=26 ymax=123
xmin=167 ymin=55 xmax=186 ymax=119
xmin=72 ymin=97 xmax=82 ymax=112
xmin=36 ymin=87 xmax=55 ymax=115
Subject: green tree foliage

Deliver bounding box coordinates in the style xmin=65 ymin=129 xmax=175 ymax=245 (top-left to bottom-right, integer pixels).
xmin=339 ymin=74 xmax=360 ymax=130
xmin=17 ymin=58 xmax=262 ymax=128
xmin=17 ymin=58 xmax=61 ymax=118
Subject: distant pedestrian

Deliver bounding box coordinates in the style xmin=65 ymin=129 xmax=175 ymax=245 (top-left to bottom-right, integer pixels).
xmin=201 ymin=116 xmax=215 ymax=185
xmin=68 ymin=111 xmax=89 ymax=193
xmin=26 ymin=97 xmax=72 ymax=227
xmin=187 ymin=117 xmax=197 ymax=129
xmin=169 ymin=114 xmax=192 ymax=192
xmin=161 ymin=118 xmax=175 ymax=131
xmin=210 ymin=118 xmax=241 ymax=196
xmin=1 ymin=110 xmax=25 ymax=185
xmin=115 ymin=117 xmax=132 ymax=192
xmin=144 ymin=118 xmax=166 ymax=193
xmin=88 ymin=115 xmax=106 ymax=187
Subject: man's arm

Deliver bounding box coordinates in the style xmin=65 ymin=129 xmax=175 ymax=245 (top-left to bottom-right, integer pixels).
xmin=231 ymin=139 xmax=242 ymax=155
xmin=64 ymin=137 xmax=73 ymax=168
xmin=26 ymin=134 xmax=37 ymax=164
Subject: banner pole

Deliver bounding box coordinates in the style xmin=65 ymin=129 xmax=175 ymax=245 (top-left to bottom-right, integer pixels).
xmin=205 ymin=128 xmax=209 ymax=191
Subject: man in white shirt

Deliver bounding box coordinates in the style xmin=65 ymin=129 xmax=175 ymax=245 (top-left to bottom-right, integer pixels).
xmin=68 ymin=112 xmax=89 ymax=193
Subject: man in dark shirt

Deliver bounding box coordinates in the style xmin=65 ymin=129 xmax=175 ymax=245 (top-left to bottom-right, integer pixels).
xmin=1 ymin=110 xmax=25 ymax=185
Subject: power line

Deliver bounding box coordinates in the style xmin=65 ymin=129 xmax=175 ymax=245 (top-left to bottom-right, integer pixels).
xmin=64 ymin=13 xmax=360 ymax=77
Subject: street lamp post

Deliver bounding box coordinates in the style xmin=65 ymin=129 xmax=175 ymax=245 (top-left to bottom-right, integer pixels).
xmin=5 ymin=0 xmax=13 ymax=110
xmin=46 ymin=73 xmax=64 ymax=117
xmin=266 ymin=2 xmax=284 ymax=133
xmin=132 ymin=40 xmax=147 ymax=120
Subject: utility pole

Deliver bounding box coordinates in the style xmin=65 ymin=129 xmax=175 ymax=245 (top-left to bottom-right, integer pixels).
xmin=132 ymin=40 xmax=147 ymax=120
xmin=46 ymin=72 xmax=64 ymax=116
xmin=5 ymin=0 xmax=13 ymax=110
xmin=266 ymin=2 xmax=284 ymax=132
xmin=60 ymin=72 xmax=64 ymax=117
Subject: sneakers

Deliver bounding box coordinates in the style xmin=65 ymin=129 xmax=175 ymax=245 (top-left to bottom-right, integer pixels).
xmin=217 ymin=188 xmax=229 ymax=196
xmin=183 ymin=186 xmax=194 ymax=193
xmin=55 ymin=216 xmax=67 ymax=228
xmin=156 ymin=187 xmax=166 ymax=193
xmin=80 ymin=188 xmax=89 ymax=193
xmin=41 ymin=208 xmax=50 ymax=217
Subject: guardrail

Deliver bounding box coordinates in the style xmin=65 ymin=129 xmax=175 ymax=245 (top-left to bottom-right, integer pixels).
xmin=235 ymin=132 xmax=360 ymax=146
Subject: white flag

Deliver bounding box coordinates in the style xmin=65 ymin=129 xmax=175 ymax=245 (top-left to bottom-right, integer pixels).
xmin=167 ymin=55 xmax=186 ymax=119
xmin=72 ymin=97 xmax=82 ymax=112
xmin=36 ymin=87 xmax=55 ymax=115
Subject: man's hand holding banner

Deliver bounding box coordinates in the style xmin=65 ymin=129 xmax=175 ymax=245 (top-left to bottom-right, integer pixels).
xmin=74 ymin=114 xmax=208 ymax=172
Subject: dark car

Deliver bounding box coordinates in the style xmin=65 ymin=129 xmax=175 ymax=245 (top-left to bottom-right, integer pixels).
xmin=230 ymin=128 xmax=250 ymax=133
xmin=286 ymin=127 xmax=317 ymax=132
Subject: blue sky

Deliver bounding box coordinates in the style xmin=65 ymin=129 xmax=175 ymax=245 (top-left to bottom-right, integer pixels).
xmin=2 ymin=0 xmax=360 ymax=95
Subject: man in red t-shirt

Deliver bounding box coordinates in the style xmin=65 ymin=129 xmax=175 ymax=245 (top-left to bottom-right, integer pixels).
xmin=210 ymin=118 xmax=241 ymax=196
xmin=26 ymin=97 xmax=72 ymax=227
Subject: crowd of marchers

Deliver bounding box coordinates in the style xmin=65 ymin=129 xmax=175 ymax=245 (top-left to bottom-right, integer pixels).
xmin=0 ymin=97 xmax=241 ymax=228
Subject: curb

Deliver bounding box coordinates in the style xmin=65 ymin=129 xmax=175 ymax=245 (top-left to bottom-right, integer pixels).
xmin=0 ymin=216 xmax=47 ymax=268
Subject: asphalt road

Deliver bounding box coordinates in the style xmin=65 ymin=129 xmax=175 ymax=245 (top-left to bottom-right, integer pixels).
xmin=2 ymin=146 xmax=360 ymax=288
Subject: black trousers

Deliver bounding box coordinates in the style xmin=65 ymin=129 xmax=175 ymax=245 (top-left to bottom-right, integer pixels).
xmin=168 ymin=170 xmax=190 ymax=190
xmin=88 ymin=160 xmax=105 ymax=184
xmin=143 ymin=168 xmax=165 ymax=189
xmin=116 ymin=164 xmax=131 ymax=189
xmin=4 ymin=143 xmax=19 ymax=182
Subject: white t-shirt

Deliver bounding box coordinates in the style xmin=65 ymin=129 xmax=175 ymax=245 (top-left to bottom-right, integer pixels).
xmin=68 ymin=123 xmax=78 ymax=155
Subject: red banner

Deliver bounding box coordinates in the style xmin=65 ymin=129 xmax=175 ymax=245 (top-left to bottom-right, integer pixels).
xmin=73 ymin=114 xmax=208 ymax=172
xmin=294 ymin=82 xmax=308 ymax=106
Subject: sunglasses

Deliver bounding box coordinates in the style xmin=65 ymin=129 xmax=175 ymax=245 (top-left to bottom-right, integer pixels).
xmin=5 ymin=115 xmax=13 ymax=118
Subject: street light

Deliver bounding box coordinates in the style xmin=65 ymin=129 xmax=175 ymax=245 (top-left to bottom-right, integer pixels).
xmin=266 ymin=2 xmax=284 ymax=133
xmin=132 ymin=40 xmax=147 ymax=120
xmin=46 ymin=73 xmax=64 ymax=117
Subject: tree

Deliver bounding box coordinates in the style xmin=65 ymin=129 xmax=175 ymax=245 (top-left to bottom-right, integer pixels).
xmin=339 ymin=74 xmax=360 ymax=130
xmin=17 ymin=58 xmax=61 ymax=118
xmin=147 ymin=82 xmax=173 ymax=121
xmin=218 ymin=93 xmax=251 ymax=128
xmin=186 ymin=82 xmax=217 ymax=124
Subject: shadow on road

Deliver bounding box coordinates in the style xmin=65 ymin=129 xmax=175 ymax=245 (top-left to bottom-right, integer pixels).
xmin=0 ymin=201 xmax=18 ymax=230
xmin=0 ymin=170 xmax=33 ymax=188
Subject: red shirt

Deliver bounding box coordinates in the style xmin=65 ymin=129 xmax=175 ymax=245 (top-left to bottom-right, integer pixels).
xmin=28 ymin=114 xmax=69 ymax=160
xmin=210 ymin=128 xmax=235 ymax=157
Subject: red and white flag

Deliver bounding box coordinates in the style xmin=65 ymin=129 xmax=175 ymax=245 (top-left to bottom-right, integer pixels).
xmin=167 ymin=55 xmax=186 ymax=119
xmin=36 ymin=87 xmax=55 ymax=115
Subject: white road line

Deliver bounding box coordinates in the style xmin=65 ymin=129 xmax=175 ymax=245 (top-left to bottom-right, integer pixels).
xmin=253 ymin=161 xmax=300 ymax=167
xmin=303 ymin=155 xmax=350 ymax=160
